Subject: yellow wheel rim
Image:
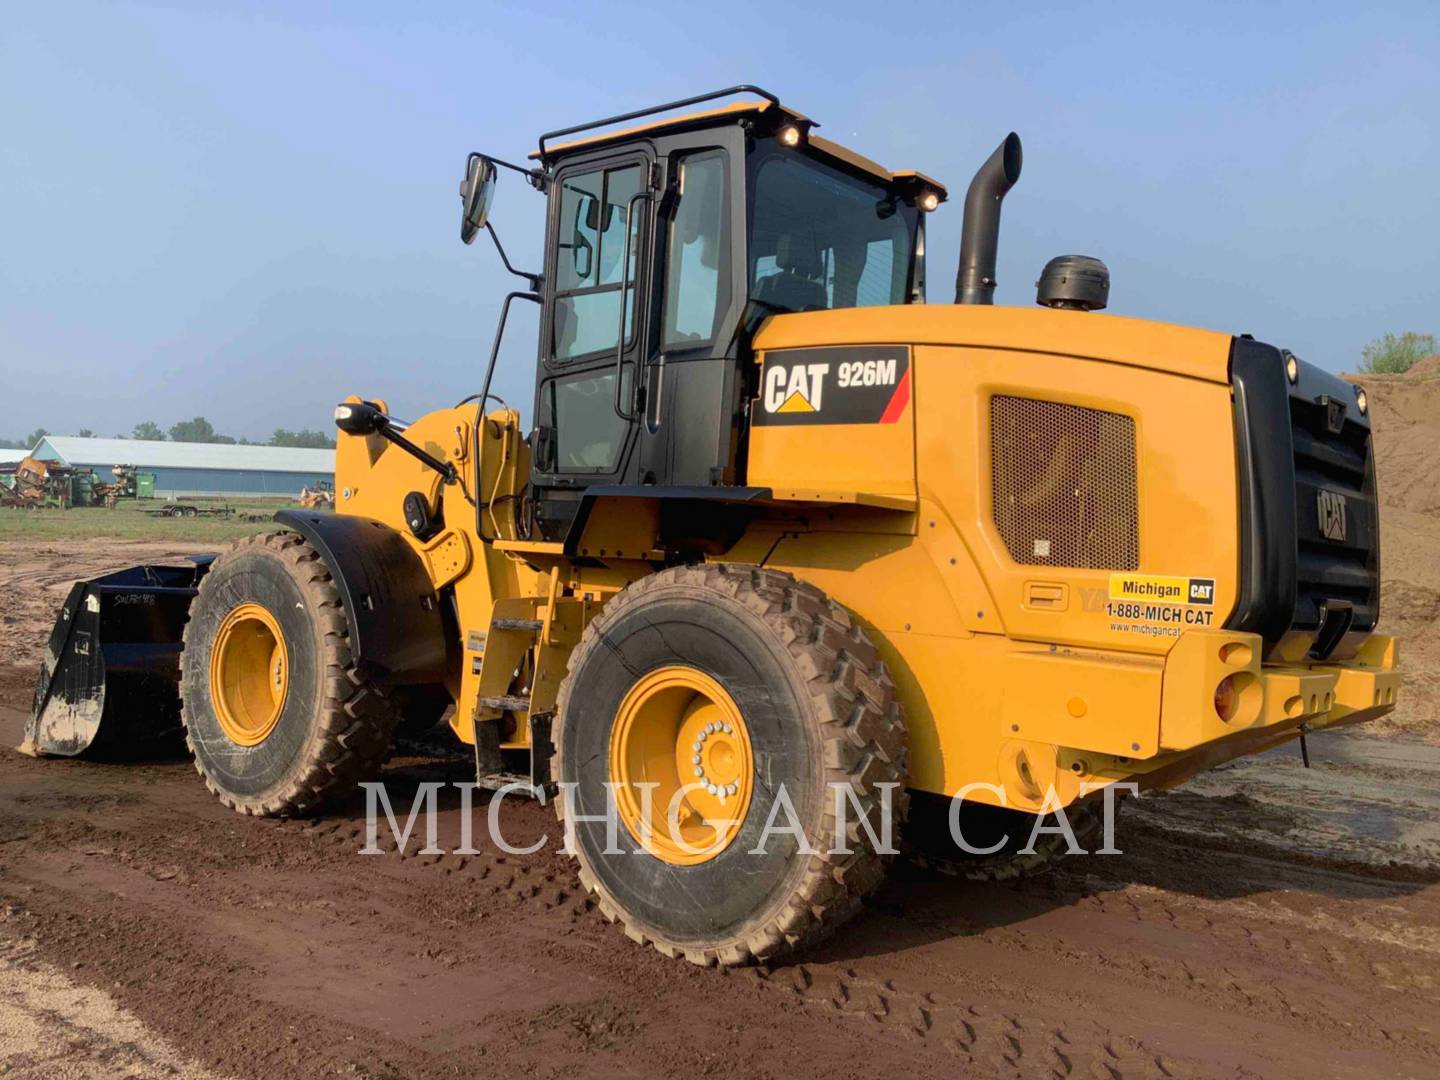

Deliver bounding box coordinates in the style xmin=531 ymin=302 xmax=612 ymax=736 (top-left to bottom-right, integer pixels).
xmin=609 ymin=666 xmax=754 ymax=866
xmin=209 ymin=602 xmax=288 ymax=747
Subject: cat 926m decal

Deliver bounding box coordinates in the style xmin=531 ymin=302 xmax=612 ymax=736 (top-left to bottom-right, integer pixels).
xmin=754 ymin=346 xmax=911 ymax=426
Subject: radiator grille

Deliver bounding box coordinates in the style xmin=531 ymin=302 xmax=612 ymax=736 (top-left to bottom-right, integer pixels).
xmin=1288 ymin=393 xmax=1379 ymax=631
xmin=990 ymin=396 xmax=1139 ymax=570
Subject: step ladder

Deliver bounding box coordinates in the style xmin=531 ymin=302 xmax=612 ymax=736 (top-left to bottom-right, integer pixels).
xmin=470 ymin=601 xmax=566 ymax=800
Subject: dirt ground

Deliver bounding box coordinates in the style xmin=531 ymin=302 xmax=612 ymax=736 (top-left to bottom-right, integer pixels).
xmin=0 ymin=936 xmax=218 ymax=1079
xmin=2 ymin=534 xmax=1438 ymax=1079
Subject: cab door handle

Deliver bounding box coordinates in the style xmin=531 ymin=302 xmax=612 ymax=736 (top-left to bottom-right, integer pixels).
xmin=613 ymin=190 xmax=652 ymax=422
xmin=1025 ymin=582 xmax=1069 ymax=610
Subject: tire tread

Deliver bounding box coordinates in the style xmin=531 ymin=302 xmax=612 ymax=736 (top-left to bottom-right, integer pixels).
xmin=180 ymin=530 xmax=399 ymax=817
xmin=553 ymin=563 xmax=907 ymax=967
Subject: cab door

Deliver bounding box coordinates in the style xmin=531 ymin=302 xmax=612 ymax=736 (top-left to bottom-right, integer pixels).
xmin=638 ymin=145 xmax=740 ymax=487
xmin=531 ymin=150 xmax=654 ymax=534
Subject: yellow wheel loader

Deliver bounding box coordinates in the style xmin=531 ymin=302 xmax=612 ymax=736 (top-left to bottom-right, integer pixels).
xmin=24 ymin=85 xmax=1401 ymax=965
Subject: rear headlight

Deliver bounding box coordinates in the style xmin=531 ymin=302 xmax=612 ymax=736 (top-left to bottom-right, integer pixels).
xmin=1214 ymin=675 xmax=1240 ymax=721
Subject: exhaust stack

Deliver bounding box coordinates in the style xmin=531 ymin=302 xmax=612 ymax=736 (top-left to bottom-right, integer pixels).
xmin=955 ymin=133 xmax=1023 ymax=305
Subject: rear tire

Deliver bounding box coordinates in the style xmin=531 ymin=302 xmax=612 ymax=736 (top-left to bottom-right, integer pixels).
xmin=180 ymin=530 xmax=400 ymax=816
xmin=554 ymin=564 xmax=907 ymax=966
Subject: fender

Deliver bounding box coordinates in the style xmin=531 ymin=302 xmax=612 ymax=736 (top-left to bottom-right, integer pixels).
xmin=274 ymin=510 xmax=448 ymax=682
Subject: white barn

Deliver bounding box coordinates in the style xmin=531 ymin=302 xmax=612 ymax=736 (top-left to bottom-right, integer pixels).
xmin=31 ymin=437 xmax=335 ymax=498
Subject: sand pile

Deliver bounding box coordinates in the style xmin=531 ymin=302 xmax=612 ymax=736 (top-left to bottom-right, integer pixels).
xmin=1346 ymin=357 xmax=1440 ymax=738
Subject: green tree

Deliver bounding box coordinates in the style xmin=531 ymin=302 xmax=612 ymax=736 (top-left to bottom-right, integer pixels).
xmin=270 ymin=427 xmax=336 ymax=449
xmin=168 ymin=417 xmax=236 ymax=444
xmin=77 ymin=428 xmax=95 ymax=438
xmin=24 ymin=427 xmax=48 ymax=448
xmin=1359 ymin=332 xmax=1436 ymax=375
xmin=132 ymin=421 xmax=166 ymax=441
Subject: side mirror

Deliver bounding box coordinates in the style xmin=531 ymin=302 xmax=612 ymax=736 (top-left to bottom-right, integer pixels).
xmin=460 ymin=154 xmax=498 ymax=245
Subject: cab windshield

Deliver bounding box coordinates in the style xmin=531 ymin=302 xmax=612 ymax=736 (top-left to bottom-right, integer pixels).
xmin=748 ymin=152 xmax=919 ymax=313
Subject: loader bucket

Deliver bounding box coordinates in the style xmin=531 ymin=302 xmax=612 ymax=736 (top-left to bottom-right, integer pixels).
xmin=20 ymin=559 xmax=214 ymax=759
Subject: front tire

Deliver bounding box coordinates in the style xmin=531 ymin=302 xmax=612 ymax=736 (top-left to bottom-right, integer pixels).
xmin=554 ymin=564 xmax=907 ymax=966
xmin=180 ymin=531 xmax=400 ymax=816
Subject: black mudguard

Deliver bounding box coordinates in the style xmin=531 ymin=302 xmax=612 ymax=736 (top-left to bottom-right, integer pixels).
xmin=273 ymin=510 xmax=448 ymax=683
xmin=23 ymin=560 xmax=212 ymax=758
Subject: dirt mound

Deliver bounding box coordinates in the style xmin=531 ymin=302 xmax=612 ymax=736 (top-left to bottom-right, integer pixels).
xmin=1343 ymin=365 xmax=1440 ymax=737
xmin=1402 ymin=353 xmax=1440 ymax=380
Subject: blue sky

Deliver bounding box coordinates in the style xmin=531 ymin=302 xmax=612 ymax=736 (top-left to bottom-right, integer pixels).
xmin=3 ymin=1 xmax=1436 ymax=441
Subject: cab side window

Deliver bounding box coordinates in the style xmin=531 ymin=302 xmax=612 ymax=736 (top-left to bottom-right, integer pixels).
xmin=552 ymin=163 xmax=643 ymax=361
xmin=542 ymin=371 xmax=630 ymax=473
xmin=661 ymin=151 xmax=728 ymax=349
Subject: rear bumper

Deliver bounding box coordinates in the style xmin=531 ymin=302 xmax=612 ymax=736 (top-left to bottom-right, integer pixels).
xmin=1155 ymin=627 xmax=1399 ymax=754
xmin=996 ymin=627 xmax=1400 ymax=802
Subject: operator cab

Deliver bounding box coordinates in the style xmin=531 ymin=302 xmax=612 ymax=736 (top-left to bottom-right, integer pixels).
xmin=461 ymin=86 xmax=945 ymax=542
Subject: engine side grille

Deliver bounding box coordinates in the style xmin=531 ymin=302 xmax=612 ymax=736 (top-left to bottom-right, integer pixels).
xmin=990 ymin=395 xmax=1139 ymax=570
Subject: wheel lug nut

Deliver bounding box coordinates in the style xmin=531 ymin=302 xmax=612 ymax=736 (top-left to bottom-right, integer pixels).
xmin=694 ymin=766 xmax=704 ymax=778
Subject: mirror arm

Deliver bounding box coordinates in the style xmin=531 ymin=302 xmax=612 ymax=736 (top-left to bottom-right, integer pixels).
xmin=341 ymin=403 xmax=458 ymax=483
xmin=376 ymin=425 xmax=457 ymax=483
xmin=473 ymin=151 xmax=546 ymax=192
xmin=486 ymin=222 xmax=542 ymax=292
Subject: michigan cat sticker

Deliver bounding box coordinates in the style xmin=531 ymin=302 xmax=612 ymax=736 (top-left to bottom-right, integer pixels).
xmin=1108 ymin=574 xmax=1216 ymax=605
xmin=754 ymin=346 xmax=911 ymax=426
xmin=1103 ymin=573 xmax=1218 ymax=638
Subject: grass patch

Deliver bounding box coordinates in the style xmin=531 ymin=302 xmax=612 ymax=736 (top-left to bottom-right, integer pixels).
xmin=0 ymin=497 xmax=307 ymax=542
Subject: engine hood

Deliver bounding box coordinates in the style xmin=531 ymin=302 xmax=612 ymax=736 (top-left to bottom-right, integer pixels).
xmin=752 ymin=305 xmax=1235 ymax=385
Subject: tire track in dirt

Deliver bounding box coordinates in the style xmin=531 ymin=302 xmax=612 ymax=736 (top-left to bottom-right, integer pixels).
xmin=287 ymin=805 xmax=1187 ymax=1076
xmin=259 ymin=783 xmax=1194 ymax=1075
xmin=5 ymin=733 xmax=1440 ymax=1078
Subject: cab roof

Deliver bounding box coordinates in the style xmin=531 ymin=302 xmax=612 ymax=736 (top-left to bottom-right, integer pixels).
xmin=529 ymin=89 xmax=946 ymax=201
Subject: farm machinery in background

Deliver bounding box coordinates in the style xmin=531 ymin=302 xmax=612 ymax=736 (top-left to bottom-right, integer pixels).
xmin=0 ymin=458 xmax=157 ymax=510
xmin=97 ymin=464 xmax=157 ymax=507
xmin=297 ymin=481 xmax=336 ymax=509
xmin=0 ymin=456 xmax=98 ymax=509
